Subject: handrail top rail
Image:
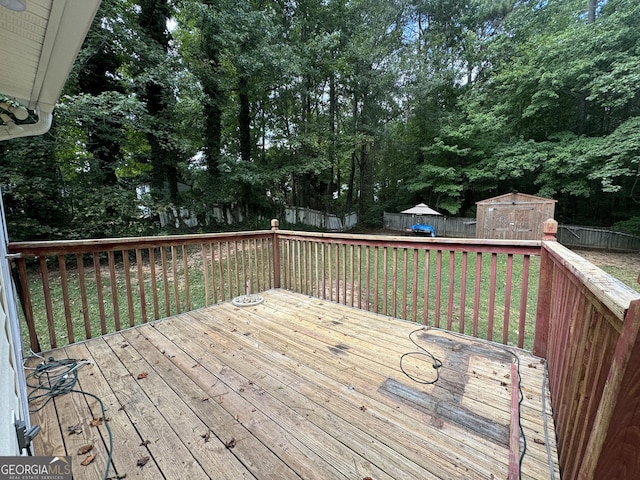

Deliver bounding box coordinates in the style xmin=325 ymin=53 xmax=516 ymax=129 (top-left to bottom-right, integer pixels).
xmin=543 ymin=240 xmax=640 ymax=320
xmin=276 ymin=229 xmax=542 ymax=253
xmin=8 ymin=230 xmax=274 ymax=256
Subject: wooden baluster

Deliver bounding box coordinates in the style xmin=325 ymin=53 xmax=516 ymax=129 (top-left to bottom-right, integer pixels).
xmin=77 ymin=253 xmax=92 ymax=338
xmin=107 ymin=251 xmax=121 ymax=330
xmin=93 ymin=252 xmax=107 ymax=334
xmin=58 ymin=255 xmax=74 ymax=344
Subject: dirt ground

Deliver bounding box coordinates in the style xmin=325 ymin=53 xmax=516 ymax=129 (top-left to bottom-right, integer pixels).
xmin=571 ymin=248 xmax=640 ymax=290
xmin=573 ymin=248 xmax=640 ymax=270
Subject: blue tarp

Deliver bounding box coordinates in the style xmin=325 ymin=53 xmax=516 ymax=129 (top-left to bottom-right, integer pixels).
xmin=410 ymin=224 xmax=436 ymax=237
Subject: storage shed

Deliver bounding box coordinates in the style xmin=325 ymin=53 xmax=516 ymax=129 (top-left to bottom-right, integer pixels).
xmin=476 ymin=192 xmax=556 ymax=240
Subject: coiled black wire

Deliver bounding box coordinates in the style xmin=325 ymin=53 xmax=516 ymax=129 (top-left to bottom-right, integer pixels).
xmin=27 ymin=357 xmax=114 ymax=480
xmin=400 ymin=328 xmax=443 ymax=384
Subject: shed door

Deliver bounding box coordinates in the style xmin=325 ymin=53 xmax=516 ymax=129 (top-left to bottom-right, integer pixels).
xmin=0 ymin=189 xmax=30 ymax=455
xmin=485 ymin=205 xmax=536 ymax=240
xmin=486 ymin=207 xmax=514 ymax=239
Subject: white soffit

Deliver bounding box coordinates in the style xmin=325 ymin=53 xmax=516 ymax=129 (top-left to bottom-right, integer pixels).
xmin=0 ymin=0 xmax=101 ymax=138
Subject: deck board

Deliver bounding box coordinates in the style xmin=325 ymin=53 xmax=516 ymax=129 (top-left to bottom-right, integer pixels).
xmin=26 ymin=289 xmax=560 ymax=479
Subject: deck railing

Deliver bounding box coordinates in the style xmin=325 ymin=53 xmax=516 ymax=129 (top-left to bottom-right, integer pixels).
xmin=9 ymin=219 xmax=640 ymax=479
xmin=9 ymin=231 xmax=274 ymax=353
xmin=275 ymin=229 xmax=541 ymax=348
xmin=534 ymin=238 xmax=640 ymax=479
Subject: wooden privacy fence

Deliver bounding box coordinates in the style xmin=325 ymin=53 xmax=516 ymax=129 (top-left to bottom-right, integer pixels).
xmin=383 ymin=212 xmax=477 ymax=237
xmin=534 ymin=240 xmax=640 ymax=479
xmin=386 ymin=212 xmax=640 ymax=251
xmin=275 ymin=230 xmax=541 ymax=349
xmin=285 ymin=206 xmax=357 ymax=231
xmin=557 ymin=224 xmax=640 ymax=251
xmin=9 ymin=231 xmax=274 ymax=353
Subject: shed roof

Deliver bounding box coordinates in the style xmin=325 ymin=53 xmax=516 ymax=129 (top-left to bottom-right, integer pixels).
xmin=400 ymin=203 xmax=442 ymax=215
xmin=0 ymin=0 xmax=101 ymax=140
xmin=476 ymin=192 xmax=557 ymax=205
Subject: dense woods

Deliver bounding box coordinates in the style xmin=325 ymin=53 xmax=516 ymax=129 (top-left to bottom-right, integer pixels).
xmin=1 ymin=0 xmax=639 ymax=240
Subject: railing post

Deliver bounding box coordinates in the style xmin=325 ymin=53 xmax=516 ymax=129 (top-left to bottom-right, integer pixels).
xmin=271 ymin=219 xmax=281 ymax=289
xmin=534 ymin=219 xmax=557 ymax=357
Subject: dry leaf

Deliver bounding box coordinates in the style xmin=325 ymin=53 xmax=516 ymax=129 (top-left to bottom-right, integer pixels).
xmin=431 ymin=417 xmax=445 ymax=429
xmin=137 ymin=371 xmax=149 ymax=380
xmin=363 ymin=477 xmax=373 ymax=480
xmin=67 ymin=424 xmax=82 ymax=435
xmin=359 ymin=405 xmax=367 ymax=412
xmin=201 ymin=431 xmax=211 ymax=443
xmin=77 ymin=444 xmax=93 ymax=455
xmin=90 ymin=417 xmax=103 ymax=427
xmin=137 ymin=456 xmax=150 ymax=468
xmin=140 ymin=440 xmax=151 ymax=447
xmin=121 ymin=343 xmax=128 ymax=348
xmin=225 ymin=438 xmax=236 ymax=449
xmin=534 ymin=438 xmax=546 ymax=445
xmin=81 ymin=455 xmax=96 ymax=466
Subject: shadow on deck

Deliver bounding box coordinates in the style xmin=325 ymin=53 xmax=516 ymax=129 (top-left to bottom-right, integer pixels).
xmin=26 ymin=290 xmax=559 ymax=480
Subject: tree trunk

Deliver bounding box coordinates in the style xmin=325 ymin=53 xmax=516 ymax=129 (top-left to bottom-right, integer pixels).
xmin=326 ymin=74 xmax=337 ymax=213
xmin=587 ymin=0 xmax=597 ymax=23
xmin=238 ymin=72 xmax=251 ymax=164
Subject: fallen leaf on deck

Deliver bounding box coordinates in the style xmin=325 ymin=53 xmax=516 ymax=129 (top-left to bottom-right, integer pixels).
xmin=137 ymin=371 xmax=148 ymax=379
xmin=67 ymin=424 xmax=83 ymax=435
xmin=363 ymin=477 xmax=373 ymax=480
xmin=225 ymin=438 xmax=236 ymax=449
xmin=430 ymin=417 xmax=444 ymax=429
xmin=504 ymin=373 xmax=510 ymax=379
xmin=137 ymin=456 xmax=150 ymax=468
xmin=534 ymin=438 xmax=546 ymax=445
xmin=77 ymin=444 xmax=93 ymax=455
xmin=201 ymin=431 xmax=211 ymax=443
xmin=90 ymin=417 xmax=103 ymax=427
xmin=140 ymin=440 xmax=151 ymax=447
xmin=359 ymin=405 xmax=367 ymax=412
xmin=121 ymin=343 xmax=128 ymax=348
xmin=528 ymin=363 xmax=537 ymax=369
xmin=81 ymin=455 xmax=96 ymax=466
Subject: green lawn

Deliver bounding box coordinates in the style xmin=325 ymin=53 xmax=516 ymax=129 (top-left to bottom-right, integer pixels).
xmin=20 ymin=243 xmax=540 ymax=353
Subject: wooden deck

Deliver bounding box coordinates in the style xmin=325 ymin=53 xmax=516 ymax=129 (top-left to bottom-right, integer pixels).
xmin=26 ymin=289 xmax=560 ymax=480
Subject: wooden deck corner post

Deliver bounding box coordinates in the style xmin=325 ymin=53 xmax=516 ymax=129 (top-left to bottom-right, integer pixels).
xmin=271 ymin=219 xmax=281 ymax=289
xmin=533 ymin=219 xmax=557 ymax=358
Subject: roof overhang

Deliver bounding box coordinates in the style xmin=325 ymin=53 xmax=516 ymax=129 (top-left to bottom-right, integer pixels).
xmin=0 ymin=0 xmax=101 ymax=140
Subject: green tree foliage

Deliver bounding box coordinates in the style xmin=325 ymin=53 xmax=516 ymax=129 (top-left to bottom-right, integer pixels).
xmin=1 ymin=0 xmax=639 ymax=239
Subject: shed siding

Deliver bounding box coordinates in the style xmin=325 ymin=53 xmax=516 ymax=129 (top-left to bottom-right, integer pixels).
xmin=476 ymin=193 xmax=556 ymax=240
